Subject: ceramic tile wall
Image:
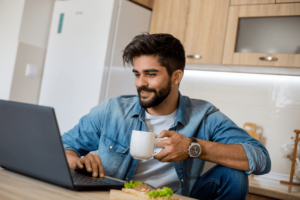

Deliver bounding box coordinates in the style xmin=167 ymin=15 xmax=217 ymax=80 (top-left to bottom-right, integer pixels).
xmin=180 ymin=69 xmax=300 ymax=175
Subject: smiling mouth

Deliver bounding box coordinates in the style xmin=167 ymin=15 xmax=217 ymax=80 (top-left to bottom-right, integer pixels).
xmin=140 ymin=90 xmax=152 ymax=98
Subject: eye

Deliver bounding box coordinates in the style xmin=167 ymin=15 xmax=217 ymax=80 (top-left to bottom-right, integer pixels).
xmin=134 ymin=73 xmax=140 ymax=77
xmin=147 ymin=73 xmax=156 ymax=77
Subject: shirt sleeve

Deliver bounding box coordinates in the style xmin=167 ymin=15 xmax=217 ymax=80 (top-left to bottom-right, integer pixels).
xmin=61 ymin=99 xmax=109 ymax=157
xmin=206 ymin=110 xmax=271 ymax=175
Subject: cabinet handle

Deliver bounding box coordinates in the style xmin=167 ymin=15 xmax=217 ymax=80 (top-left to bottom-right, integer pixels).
xmin=187 ymin=54 xmax=202 ymax=59
xmin=259 ymin=56 xmax=278 ymax=61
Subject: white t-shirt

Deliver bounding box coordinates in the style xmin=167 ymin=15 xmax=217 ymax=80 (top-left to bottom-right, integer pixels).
xmin=132 ymin=109 xmax=181 ymax=191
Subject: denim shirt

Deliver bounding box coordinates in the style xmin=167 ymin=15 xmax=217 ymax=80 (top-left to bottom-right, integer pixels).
xmin=62 ymin=93 xmax=271 ymax=197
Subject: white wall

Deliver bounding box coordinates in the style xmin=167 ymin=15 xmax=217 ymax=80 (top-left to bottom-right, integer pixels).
xmin=180 ymin=67 xmax=300 ymax=176
xmin=0 ymin=0 xmax=25 ymax=100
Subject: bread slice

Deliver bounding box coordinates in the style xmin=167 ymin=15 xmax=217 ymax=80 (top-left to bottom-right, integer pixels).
xmin=122 ymin=188 xmax=181 ymax=200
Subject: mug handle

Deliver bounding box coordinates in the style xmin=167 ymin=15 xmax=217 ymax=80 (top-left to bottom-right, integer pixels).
xmin=152 ymin=138 xmax=167 ymax=157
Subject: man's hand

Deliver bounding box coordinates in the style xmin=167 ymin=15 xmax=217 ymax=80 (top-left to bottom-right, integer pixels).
xmin=65 ymin=150 xmax=105 ymax=178
xmin=154 ymin=131 xmax=250 ymax=171
xmin=154 ymin=130 xmax=190 ymax=162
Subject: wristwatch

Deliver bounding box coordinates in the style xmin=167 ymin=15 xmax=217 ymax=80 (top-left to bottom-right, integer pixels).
xmin=187 ymin=137 xmax=201 ymax=158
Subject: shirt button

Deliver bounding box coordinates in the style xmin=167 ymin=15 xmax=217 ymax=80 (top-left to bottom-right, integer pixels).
xmin=181 ymin=179 xmax=184 ymax=182
xmin=110 ymin=146 xmax=113 ymax=149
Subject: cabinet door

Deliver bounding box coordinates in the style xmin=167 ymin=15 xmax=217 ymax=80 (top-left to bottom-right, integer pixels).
xmin=184 ymin=0 xmax=230 ymax=64
xmin=149 ymin=0 xmax=189 ymax=44
xmin=231 ymin=0 xmax=275 ymax=5
xmin=276 ymin=0 xmax=300 ymax=3
xmin=222 ymin=3 xmax=300 ymax=67
xmin=129 ymin=0 xmax=155 ymax=9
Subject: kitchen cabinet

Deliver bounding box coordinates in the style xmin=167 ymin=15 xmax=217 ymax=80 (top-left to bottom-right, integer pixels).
xmin=129 ymin=0 xmax=155 ymax=9
xmin=276 ymin=0 xmax=300 ymax=3
xmin=222 ymin=3 xmax=300 ymax=68
xmin=150 ymin=0 xmax=230 ymax=65
xmin=150 ymin=0 xmax=189 ymax=45
xmin=184 ymin=0 xmax=230 ymax=64
xmin=231 ymin=0 xmax=275 ymax=5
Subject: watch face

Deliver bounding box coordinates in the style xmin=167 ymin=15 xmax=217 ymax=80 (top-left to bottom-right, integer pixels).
xmin=190 ymin=145 xmax=201 ymax=157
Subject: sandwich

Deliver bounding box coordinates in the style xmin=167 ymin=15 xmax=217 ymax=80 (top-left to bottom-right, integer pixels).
xmin=120 ymin=180 xmax=181 ymax=200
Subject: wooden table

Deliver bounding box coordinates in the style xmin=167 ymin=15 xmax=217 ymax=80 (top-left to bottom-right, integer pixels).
xmin=0 ymin=167 xmax=195 ymax=200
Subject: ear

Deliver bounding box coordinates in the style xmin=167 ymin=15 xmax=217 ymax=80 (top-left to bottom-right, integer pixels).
xmin=172 ymin=70 xmax=183 ymax=85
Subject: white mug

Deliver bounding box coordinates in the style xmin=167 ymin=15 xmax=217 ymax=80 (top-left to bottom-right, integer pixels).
xmin=130 ymin=130 xmax=165 ymax=160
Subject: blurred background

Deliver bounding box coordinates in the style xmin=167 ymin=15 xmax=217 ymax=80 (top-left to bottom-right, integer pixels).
xmin=1 ymin=0 xmax=300 ymax=187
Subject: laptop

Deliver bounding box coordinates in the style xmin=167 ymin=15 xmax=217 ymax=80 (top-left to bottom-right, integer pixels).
xmin=0 ymin=99 xmax=124 ymax=191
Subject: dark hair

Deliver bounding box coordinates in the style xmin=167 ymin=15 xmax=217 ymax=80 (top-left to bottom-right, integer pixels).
xmin=123 ymin=33 xmax=185 ymax=76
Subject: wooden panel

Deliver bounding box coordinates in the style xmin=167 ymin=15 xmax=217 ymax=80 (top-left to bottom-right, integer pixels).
xmin=149 ymin=0 xmax=189 ymax=44
xmin=231 ymin=0 xmax=275 ymax=5
xmin=276 ymin=0 xmax=300 ymax=3
xmin=129 ymin=0 xmax=155 ymax=9
xmin=184 ymin=0 xmax=230 ymax=64
xmin=246 ymin=193 xmax=277 ymax=200
xmin=222 ymin=3 xmax=300 ymax=67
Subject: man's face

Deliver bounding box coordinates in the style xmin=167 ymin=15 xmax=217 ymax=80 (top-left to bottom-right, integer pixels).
xmin=133 ymin=55 xmax=172 ymax=108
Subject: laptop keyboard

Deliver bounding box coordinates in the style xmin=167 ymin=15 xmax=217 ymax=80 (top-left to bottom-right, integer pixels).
xmin=71 ymin=171 xmax=119 ymax=186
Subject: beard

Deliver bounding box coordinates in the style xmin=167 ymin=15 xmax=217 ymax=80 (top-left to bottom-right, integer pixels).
xmin=137 ymin=79 xmax=172 ymax=108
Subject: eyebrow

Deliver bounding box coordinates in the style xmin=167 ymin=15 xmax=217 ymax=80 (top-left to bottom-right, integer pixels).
xmin=132 ymin=69 xmax=159 ymax=73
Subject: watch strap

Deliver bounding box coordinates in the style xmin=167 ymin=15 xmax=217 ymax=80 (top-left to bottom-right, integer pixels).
xmin=190 ymin=137 xmax=197 ymax=144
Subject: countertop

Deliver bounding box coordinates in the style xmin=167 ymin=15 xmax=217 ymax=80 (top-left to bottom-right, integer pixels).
xmin=249 ymin=175 xmax=300 ymax=200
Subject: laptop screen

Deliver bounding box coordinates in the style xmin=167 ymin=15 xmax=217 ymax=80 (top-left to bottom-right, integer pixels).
xmin=0 ymin=100 xmax=73 ymax=189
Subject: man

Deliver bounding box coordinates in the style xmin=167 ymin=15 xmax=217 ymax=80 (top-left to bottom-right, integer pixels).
xmin=62 ymin=33 xmax=271 ymax=199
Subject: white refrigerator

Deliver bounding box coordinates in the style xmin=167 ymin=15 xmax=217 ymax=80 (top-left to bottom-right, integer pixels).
xmin=39 ymin=0 xmax=152 ymax=134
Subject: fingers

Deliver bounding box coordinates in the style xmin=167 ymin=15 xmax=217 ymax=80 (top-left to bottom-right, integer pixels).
xmin=154 ymin=144 xmax=176 ymax=161
xmin=94 ymin=155 xmax=105 ymax=178
xmin=154 ymin=143 xmax=189 ymax=162
xmin=88 ymin=155 xmax=99 ymax=177
xmin=158 ymin=155 xmax=173 ymax=163
xmin=75 ymin=154 xmax=105 ymax=178
xmin=156 ymin=130 xmax=174 ymax=138
xmin=80 ymin=156 xmax=93 ymax=173
xmin=154 ymin=148 xmax=169 ymax=161
xmin=76 ymin=158 xmax=84 ymax=169
xmin=156 ymin=137 xmax=171 ymax=148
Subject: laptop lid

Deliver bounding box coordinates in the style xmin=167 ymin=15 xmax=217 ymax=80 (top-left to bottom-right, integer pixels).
xmin=0 ymin=100 xmax=74 ymax=189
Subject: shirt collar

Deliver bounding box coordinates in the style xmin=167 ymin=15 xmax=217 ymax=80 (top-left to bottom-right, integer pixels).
xmin=175 ymin=92 xmax=186 ymax=126
xmin=130 ymin=99 xmax=144 ymax=121
xmin=130 ymin=92 xmax=186 ymax=126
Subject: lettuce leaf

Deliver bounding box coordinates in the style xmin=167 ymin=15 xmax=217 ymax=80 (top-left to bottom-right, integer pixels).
xmin=124 ymin=180 xmax=143 ymax=188
xmin=147 ymin=187 xmax=173 ymax=199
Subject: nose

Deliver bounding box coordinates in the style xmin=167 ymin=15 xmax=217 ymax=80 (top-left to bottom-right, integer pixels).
xmin=135 ymin=74 xmax=148 ymax=88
